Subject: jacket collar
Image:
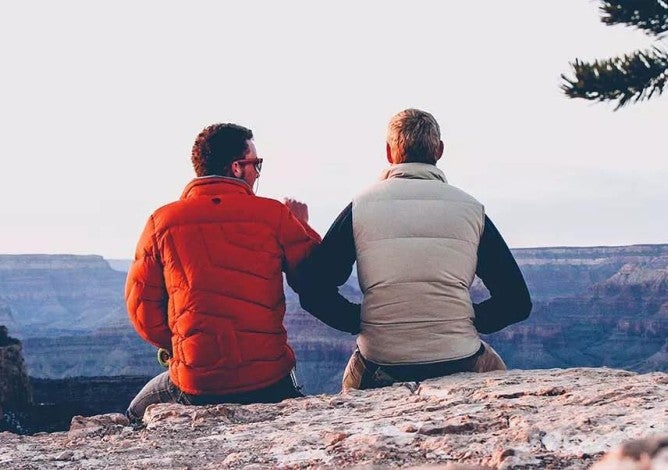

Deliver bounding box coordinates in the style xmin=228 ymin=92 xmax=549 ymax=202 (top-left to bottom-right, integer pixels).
xmin=180 ymin=176 xmax=254 ymax=199
xmin=380 ymin=163 xmax=448 ymax=183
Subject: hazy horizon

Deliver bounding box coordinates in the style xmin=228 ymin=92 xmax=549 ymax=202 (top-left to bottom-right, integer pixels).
xmin=2 ymin=241 xmax=667 ymax=261
xmin=1 ymin=1 xmax=666 ymax=259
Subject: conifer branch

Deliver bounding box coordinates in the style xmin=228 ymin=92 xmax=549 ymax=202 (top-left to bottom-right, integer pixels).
xmin=599 ymin=0 xmax=668 ymax=36
xmin=561 ymin=47 xmax=668 ymax=110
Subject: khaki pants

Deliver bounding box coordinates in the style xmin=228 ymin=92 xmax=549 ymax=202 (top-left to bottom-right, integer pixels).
xmin=342 ymin=341 xmax=506 ymax=391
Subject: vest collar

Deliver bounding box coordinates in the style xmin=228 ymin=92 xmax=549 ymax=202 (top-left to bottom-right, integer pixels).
xmin=180 ymin=176 xmax=254 ymax=199
xmin=380 ymin=163 xmax=447 ymax=183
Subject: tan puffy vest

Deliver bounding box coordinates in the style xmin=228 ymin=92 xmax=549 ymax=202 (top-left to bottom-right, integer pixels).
xmin=353 ymin=163 xmax=484 ymax=364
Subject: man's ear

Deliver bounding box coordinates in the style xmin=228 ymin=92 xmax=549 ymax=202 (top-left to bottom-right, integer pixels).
xmin=435 ymin=140 xmax=444 ymax=162
xmin=386 ymin=143 xmax=394 ymax=164
xmin=231 ymin=161 xmax=242 ymax=178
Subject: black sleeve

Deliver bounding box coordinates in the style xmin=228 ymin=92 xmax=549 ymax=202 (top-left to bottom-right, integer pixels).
xmin=473 ymin=215 xmax=532 ymax=334
xmin=291 ymin=203 xmax=361 ymax=334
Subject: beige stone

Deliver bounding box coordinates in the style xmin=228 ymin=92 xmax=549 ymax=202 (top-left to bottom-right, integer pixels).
xmin=0 ymin=367 xmax=665 ymax=469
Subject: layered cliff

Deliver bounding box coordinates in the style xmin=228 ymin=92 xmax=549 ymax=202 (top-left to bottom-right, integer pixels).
xmin=0 ymin=254 xmax=128 ymax=338
xmin=0 ymin=367 xmax=665 ymax=469
xmin=20 ymin=331 xmax=161 ymax=379
xmin=509 ymin=244 xmax=668 ymax=301
xmin=486 ymin=248 xmax=668 ymax=373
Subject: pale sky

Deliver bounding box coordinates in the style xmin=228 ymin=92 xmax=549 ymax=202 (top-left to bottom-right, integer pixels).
xmin=1 ymin=1 xmax=666 ymax=259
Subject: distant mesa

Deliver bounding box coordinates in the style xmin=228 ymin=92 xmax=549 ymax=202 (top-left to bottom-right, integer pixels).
xmin=0 ymin=254 xmax=112 ymax=271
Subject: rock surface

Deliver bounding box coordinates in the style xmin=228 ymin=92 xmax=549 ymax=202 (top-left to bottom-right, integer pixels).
xmin=0 ymin=367 xmax=666 ymax=469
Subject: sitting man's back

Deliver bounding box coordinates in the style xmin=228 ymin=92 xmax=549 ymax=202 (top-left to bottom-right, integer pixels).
xmin=125 ymin=123 xmax=320 ymax=422
xmin=296 ymin=108 xmax=532 ymax=390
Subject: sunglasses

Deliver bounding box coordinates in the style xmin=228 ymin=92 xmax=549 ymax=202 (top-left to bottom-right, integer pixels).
xmin=233 ymin=157 xmax=263 ymax=173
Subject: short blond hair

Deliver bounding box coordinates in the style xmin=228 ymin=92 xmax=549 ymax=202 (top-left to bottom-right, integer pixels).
xmin=387 ymin=108 xmax=441 ymax=164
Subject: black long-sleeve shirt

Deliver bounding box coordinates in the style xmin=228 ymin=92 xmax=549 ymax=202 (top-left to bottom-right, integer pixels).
xmin=293 ymin=203 xmax=532 ymax=335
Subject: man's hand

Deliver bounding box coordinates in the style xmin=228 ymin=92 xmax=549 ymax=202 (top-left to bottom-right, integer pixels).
xmin=284 ymin=198 xmax=309 ymax=224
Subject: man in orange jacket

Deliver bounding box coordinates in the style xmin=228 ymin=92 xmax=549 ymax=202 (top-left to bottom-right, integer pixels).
xmin=125 ymin=123 xmax=321 ymax=423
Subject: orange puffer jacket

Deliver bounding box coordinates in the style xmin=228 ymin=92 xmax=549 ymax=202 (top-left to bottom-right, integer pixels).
xmin=125 ymin=177 xmax=320 ymax=395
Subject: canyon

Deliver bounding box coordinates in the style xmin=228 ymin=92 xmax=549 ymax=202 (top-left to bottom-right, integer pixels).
xmin=0 ymin=244 xmax=666 ymax=433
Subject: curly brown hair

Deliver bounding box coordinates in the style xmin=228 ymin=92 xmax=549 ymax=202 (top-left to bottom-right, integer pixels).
xmin=191 ymin=123 xmax=254 ymax=177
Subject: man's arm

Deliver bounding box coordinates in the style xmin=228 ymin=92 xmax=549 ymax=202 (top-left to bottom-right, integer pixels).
xmin=125 ymin=215 xmax=171 ymax=350
xmin=292 ymin=203 xmax=361 ymax=334
xmin=473 ymin=216 xmax=532 ymax=334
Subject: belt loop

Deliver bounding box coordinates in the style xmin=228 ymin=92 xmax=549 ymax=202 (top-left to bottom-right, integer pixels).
xmin=290 ymin=368 xmax=303 ymax=394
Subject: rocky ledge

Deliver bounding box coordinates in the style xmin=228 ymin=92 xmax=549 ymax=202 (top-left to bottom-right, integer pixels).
xmin=0 ymin=367 xmax=666 ymax=469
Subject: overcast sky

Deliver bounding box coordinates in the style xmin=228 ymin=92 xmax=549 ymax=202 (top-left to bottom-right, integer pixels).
xmin=1 ymin=1 xmax=666 ymax=259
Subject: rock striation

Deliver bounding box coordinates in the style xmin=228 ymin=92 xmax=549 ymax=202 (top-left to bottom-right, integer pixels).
xmin=0 ymin=367 xmax=666 ymax=469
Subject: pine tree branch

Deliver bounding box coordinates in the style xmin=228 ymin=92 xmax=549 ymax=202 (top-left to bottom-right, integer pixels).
xmin=561 ymin=47 xmax=668 ymax=110
xmin=599 ymin=0 xmax=668 ymax=36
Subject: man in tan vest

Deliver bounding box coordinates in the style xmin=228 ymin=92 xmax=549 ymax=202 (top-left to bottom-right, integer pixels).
xmin=296 ymin=108 xmax=532 ymax=390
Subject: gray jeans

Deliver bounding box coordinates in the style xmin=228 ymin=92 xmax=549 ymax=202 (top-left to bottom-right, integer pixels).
xmin=126 ymin=370 xmax=303 ymax=424
xmin=126 ymin=371 xmax=190 ymax=423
